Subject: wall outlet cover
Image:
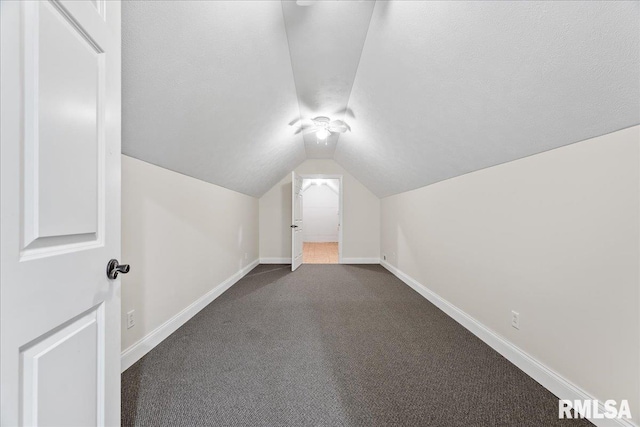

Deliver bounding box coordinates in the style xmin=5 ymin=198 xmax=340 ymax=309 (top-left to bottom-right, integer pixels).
xmin=511 ymin=310 xmax=520 ymax=330
xmin=127 ymin=310 xmax=135 ymax=329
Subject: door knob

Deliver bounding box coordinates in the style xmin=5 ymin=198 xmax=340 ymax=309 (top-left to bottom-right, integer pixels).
xmin=106 ymin=259 xmax=130 ymax=280
xmin=290 ymin=225 xmax=298 ymax=228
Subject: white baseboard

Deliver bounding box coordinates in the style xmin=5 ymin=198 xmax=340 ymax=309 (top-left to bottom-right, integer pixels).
xmin=121 ymin=259 xmax=260 ymax=372
xmin=380 ymin=260 xmax=636 ymax=427
xmin=341 ymin=257 xmax=380 ymax=264
xmin=259 ymin=257 xmax=291 ymax=264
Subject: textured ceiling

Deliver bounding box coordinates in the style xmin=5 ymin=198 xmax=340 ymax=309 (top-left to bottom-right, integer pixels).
xmin=336 ymin=0 xmax=640 ymax=197
xmin=122 ymin=1 xmax=640 ymax=198
xmin=282 ymin=0 xmax=374 ymax=158
xmin=122 ymin=1 xmax=305 ymax=197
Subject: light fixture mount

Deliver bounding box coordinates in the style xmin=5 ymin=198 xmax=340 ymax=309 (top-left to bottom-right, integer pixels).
xmin=288 ymin=115 xmax=351 ymax=146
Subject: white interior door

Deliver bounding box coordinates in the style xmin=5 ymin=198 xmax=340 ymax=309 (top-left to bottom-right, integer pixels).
xmin=291 ymin=172 xmax=303 ymax=271
xmin=0 ymin=1 xmax=122 ymax=425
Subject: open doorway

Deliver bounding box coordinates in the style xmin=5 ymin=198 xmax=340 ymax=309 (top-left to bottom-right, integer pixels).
xmin=300 ymin=176 xmax=342 ymax=264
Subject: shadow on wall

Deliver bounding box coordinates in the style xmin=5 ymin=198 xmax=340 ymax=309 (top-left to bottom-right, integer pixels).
xmin=380 ymin=203 xmax=397 ymax=266
xmin=121 ymin=157 xmax=257 ymax=353
xmin=237 ymin=224 xmax=245 ymax=272
xmin=121 ymin=190 xmax=148 ymax=353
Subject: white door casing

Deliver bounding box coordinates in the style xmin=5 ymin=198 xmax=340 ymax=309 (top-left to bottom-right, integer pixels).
xmin=0 ymin=1 xmax=121 ymax=426
xmin=297 ymin=174 xmax=343 ymax=263
xmin=291 ymin=172 xmax=303 ymax=271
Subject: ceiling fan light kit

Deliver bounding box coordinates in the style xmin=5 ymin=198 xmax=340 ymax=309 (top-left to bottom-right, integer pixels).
xmin=289 ymin=115 xmax=352 ymax=145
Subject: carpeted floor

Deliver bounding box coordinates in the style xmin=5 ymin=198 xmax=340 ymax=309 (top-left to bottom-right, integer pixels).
xmin=122 ymin=264 xmax=592 ymax=426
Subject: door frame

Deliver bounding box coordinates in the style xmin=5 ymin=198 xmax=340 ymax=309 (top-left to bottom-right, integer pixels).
xmin=297 ymin=174 xmax=343 ymax=264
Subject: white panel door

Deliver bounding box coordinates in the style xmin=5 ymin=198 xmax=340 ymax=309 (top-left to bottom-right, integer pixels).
xmin=0 ymin=1 xmax=122 ymax=426
xmin=291 ymin=172 xmax=304 ymax=271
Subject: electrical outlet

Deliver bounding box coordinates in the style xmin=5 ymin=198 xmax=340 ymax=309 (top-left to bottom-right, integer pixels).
xmin=127 ymin=310 xmax=135 ymax=329
xmin=383 ymin=254 xmax=387 ymax=261
xmin=244 ymin=252 xmax=248 ymax=260
xmin=511 ymin=310 xmax=520 ymax=330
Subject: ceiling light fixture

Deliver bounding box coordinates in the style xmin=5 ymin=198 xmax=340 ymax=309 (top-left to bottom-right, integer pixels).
xmin=316 ymin=128 xmax=330 ymax=140
xmin=288 ymin=116 xmax=351 ymax=146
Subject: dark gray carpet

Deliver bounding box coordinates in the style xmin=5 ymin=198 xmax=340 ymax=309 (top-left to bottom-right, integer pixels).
xmin=122 ymin=264 xmax=591 ymax=426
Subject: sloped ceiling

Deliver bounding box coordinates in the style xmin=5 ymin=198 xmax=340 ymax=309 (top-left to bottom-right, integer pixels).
xmin=282 ymin=0 xmax=374 ymax=159
xmin=122 ymin=1 xmax=640 ymax=199
xmin=122 ymin=1 xmax=305 ymax=197
xmin=335 ymin=0 xmax=640 ymax=197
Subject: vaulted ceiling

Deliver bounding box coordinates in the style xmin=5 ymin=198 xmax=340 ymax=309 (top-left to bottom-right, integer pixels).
xmin=122 ymin=1 xmax=639 ymax=198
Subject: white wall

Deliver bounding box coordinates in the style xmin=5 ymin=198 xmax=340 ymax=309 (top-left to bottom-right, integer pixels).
xmin=259 ymin=159 xmax=380 ymax=263
xmin=380 ymin=126 xmax=640 ymax=421
xmin=302 ymin=180 xmax=339 ymax=242
xmin=121 ymin=155 xmax=259 ymax=357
